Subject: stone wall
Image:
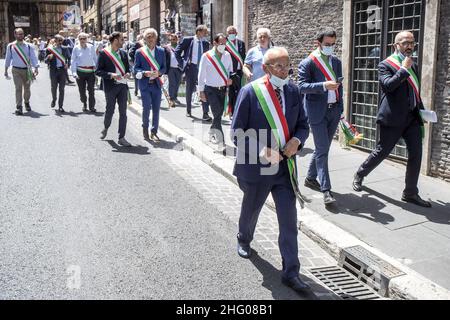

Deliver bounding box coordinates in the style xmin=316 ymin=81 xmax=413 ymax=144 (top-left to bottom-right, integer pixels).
xmin=430 ymin=0 xmax=450 ymax=182
xmin=247 ymin=0 xmax=344 ymax=70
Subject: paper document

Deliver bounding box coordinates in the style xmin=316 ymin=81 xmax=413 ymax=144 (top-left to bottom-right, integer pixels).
xmin=420 ymin=110 xmax=437 ymax=123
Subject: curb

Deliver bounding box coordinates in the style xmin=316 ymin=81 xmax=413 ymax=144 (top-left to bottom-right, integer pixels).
xmin=129 ymin=101 xmax=450 ymax=300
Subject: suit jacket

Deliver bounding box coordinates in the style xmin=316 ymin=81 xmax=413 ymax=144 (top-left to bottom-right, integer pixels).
xmin=225 ymin=38 xmax=246 ymax=73
xmin=163 ymin=44 xmax=174 ymax=74
xmin=298 ymin=55 xmax=343 ymax=125
xmin=174 ymin=36 xmax=210 ymax=71
xmin=128 ymin=41 xmax=142 ymax=65
xmin=231 ymin=80 xmax=310 ymax=183
xmin=377 ymin=59 xmax=424 ymax=127
xmin=45 ymin=46 xmax=71 ymax=71
xmin=134 ymin=46 xmax=167 ymax=90
xmin=95 ymin=48 xmax=130 ymax=92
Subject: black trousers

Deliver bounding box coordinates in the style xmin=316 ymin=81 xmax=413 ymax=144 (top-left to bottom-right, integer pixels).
xmin=185 ymin=63 xmax=209 ymax=114
xmin=104 ymin=84 xmax=128 ymax=139
xmin=357 ymin=112 xmax=422 ymax=196
xmin=76 ymin=71 xmax=96 ymax=109
xmin=205 ymin=85 xmax=226 ymax=144
xmin=228 ymin=70 xmax=243 ymax=115
xmin=50 ymin=68 xmax=66 ymax=108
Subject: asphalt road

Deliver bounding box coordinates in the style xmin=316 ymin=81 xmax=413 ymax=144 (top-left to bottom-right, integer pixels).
xmin=0 ymin=61 xmax=312 ymax=300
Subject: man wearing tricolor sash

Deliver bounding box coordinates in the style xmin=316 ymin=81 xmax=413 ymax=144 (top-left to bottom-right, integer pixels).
xmin=134 ymin=28 xmax=167 ymax=142
xmin=198 ymin=33 xmax=233 ymax=152
xmin=96 ymin=32 xmax=132 ymax=147
xmin=45 ymin=35 xmax=71 ymax=112
xmin=4 ymin=28 xmax=39 ymax=115
xmin=231 ymin=47 xmax=310 ymax=293
xmin=225 ymin=26 xmax=246 ymax=117
xmin=299 ymin=29 xmax=343 ymax=205
xmin=71 ymin=33 xmax=98 ymax=112
xmin=352 ymin=31 xmax=431 ymax=208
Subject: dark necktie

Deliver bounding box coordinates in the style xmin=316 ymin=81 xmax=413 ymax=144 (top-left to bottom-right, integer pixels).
xmin=275 ymin=88 xmax=284 ymax=114
xmin=197 ymin=40 xmax=202 ymax=64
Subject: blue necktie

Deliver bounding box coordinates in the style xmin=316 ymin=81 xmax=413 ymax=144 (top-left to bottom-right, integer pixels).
xmin=197 ymin=40 xmax=202 ymax=64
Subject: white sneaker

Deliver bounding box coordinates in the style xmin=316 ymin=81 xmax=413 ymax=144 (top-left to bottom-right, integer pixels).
xmin=118 ymin=137 xmax=132 ymax=147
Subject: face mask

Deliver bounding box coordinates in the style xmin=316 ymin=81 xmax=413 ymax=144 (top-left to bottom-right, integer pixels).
xmin=321 ymin=45 xmax=335 ymax=56
xmin=397 ymin=50 xmax=406 ymax=60
xmin=228 ymin=34 xmax=236 ymax=41
xmin=269 ymin=73 xmax=289 ymax=89
xmin=217 ymin=44 xmax=226 ymax=54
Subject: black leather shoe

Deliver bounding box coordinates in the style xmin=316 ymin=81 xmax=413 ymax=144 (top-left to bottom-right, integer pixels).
xmin=150 ymin=132 xmax=161 ymax=142
xmin=82 ymin=104 xmax=88 ymax=112
xmin=323 ymin=191 xmax=336 ymax=205
xmin=143 ymin=128 xmax=150 ymax=140
xmin=15 ymin=107 xmax=23 ymax=115
xmin=51 ymin=101 xmax=56 ymax=108
xmin=89 ymin=107 xmax=97 ymax=113
xmin=401 ymin=194 xmax=432 ymax=208
xmin=202 ymin=114 xmax=212 ymax=122
xmin=186 ymin=111 xmax=192 ymax=117
xmin=304 ymin=177 xmax=321 ymax=191
xmin=237 ymin=242 xmax=252 ymax=259
xmin=282 ymin=276 xmax=310 ymax=293
xmin=100 ymin=128 xmax=108 ymax=139
xmin=58 ymin=107 xmax=65 ymax=113
xmin=25 ymin=103 xmax=31 ymax=112
xmin=352 ymin=173 xmax=364 ymax=192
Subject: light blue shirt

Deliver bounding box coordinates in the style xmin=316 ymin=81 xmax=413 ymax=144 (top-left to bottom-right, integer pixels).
xmin=71 ymin=44 xmax=97 ymax=74
xmin=5 ymin=41 xmax=39 ymax=69
xmin=244 ymin=45 xmax=268 ymax=81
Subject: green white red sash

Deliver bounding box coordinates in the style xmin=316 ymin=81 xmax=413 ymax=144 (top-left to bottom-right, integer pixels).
xmin=205 ymin=50 xmax=231 ymax=113
xmin=103 ymin=47 xmax=131 ymax=104
xmin=225 ymin=39 xmax=243 ymax=68
xmin=47 ymin=46 xmax=67 ymax=66
xmin=12 ymin=41 xmax=34 ymax=81
xmin=251 ymin=75 xmax=306 ymax=207
xmin=140 ymin=46 xmax=163 ymax=85
xmin=76 ymin=66 xmax=95 ymax=73
xmin=309 ymin=48 xmax=340 ymax=101
xmin=103 ymin=46 xmax=126 ymax=76
xmin=386 ymin=54 xmax=421 ymax=102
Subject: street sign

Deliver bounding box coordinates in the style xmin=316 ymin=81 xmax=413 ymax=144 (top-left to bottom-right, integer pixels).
xmin=63 ymin=5 xmax=81 ymax=28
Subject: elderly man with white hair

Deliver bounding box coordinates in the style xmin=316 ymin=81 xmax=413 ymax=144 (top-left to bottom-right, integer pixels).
xmin=231 ymin=46 xmax=310 ymax=294
xmin=243 ymin=27 xmax=272 ymax=82
xmin=71 ymin=32 xmax=98 ymax=112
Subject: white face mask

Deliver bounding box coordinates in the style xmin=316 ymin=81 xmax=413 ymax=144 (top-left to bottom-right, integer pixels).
xmin=321 ymin=45 xmax=335 ymax=56
xmin=228 ymin=34 xmax=237 ymax=41
xmin=217 ymin=44 xmax=226 ymax=54
xmin=269 ymin=73 xmax=289 ymax=89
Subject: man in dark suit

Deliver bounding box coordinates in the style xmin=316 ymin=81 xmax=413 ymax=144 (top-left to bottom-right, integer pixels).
xmin=163 ymin=33 xmax=182 ymax=107
xmin=231 ymin=47 xmax=310 ymax=294
xmin=298 ymin=29 xmax=343 ymax=205
xmin=225 ymin=25 xmax=246 ymax=116
xmin=174 ymin=25 xmax=211 ymax=120
xmin=128 ymin=35 xmax=143 ymax=96
xmin=96 ymin=32 xmax=132 ymax=147
xmin=45 ymin=34 xmax=71 ymax=112
xmin=352 ymin=31 xmax=431 ymax=208
xmin=134 ymin=28 xmax=167 ymax=142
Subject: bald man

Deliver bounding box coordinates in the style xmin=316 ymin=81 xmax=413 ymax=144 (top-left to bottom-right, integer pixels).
xmin=231 ymin=47 xmax=310 ymax=293
xmin=352 ymin=31 xmax=431 ymax=208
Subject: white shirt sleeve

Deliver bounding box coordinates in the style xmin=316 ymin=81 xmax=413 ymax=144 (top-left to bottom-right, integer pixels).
xmin=197 ymin=53 xmax=207 ymax=92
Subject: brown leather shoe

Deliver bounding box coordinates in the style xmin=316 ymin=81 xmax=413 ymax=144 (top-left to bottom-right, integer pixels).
xmin=150 ymin=132 xmax=160 ymax=142
xmin=143 ymin=128 xmax=150 ymax=140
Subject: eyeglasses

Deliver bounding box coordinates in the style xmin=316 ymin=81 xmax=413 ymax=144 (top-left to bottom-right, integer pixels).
xmin=267 ymin=63 xmax=291 ymax=71
xmin=397 ymin=41 xmax=416 ymax=47
xmin=79 ymin=38 xmax=87 ymax=40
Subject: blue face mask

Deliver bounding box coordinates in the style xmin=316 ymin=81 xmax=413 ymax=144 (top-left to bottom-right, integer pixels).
xmin=269 ymin=73 xmax=289 ymax=89
xmin=321 ymin=45 xmax=335 ymax=56
xmin=228 ymin=34 xmax=236 ymax=41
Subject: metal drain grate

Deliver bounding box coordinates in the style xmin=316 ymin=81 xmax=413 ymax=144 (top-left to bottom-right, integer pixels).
xmin=339 ymin=245 xmax=405 ymax=297
xmin=309 ymin=266 xmax=382 ymax=300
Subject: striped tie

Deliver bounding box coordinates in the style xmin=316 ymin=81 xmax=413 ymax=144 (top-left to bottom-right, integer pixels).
xmin=275 ymin=88 xmax=284 ymax=114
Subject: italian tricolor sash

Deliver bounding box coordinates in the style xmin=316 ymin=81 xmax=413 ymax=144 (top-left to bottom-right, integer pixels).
xmin=140 ymin=46 xmax=163 ymax=85
xmin=225 ymin=40 xmax=243 ymax=68
xmin=103 ymin=47 xmax=126 ymax=76
xmin=12 ymin=41 xmax=33 ymax=81
xmin=103 ymin=47 xmax=131 ymax=104
xmin=385 ymin=54 xmax=421 ymax=102
xmin=309 ymin=48 xmax=340 ymax=101
xmin=251 ymin=75 xmax=306 ymax=207
xmin=77 ymin=66 xmax=95 ymax=73
xmin=48 ymin=46 xmax=67 ymax=66
xmin=205 ymin=50 xmax=231 ymax=114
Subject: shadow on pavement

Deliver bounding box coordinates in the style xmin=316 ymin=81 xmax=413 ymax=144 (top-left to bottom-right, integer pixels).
xmin=22 ymin=111 xmax=50 ymax=118
xmin=249 ymin=250 xmax=323 ymax=300
xmin=105 ymin=140 xmax=150 ymax=155
xmin=145 ymin=138 xmax=182 ymax=150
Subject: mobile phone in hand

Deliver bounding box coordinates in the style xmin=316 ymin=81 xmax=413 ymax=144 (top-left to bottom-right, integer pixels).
xmin=337 ymin=76 xmax=344 ymax=83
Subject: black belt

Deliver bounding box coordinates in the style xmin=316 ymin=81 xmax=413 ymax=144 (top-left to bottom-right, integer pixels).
xmin=205 ymin=85 xmax=227 ymax=91
xmin=328 ymin=102 xmax=339 ymax=108
xmin=13 ymin=66 xmax=28 ymax=70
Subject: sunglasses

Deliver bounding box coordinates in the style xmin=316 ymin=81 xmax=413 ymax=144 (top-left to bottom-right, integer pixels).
xmin=79 ymin=38 xmax=87 ymax=40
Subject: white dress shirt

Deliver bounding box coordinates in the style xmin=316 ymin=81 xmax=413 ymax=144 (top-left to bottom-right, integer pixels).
xmin=322 ymin=56 xmax=337 ymax=104
xmin=197 ymin=50 xmax=233 ymax=92
xmin=191 ymin=36 xmax=203 ymax=65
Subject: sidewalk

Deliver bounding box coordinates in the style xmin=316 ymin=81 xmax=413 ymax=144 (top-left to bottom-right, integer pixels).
xmin=130 ymin=90 xmax=450 ymax=299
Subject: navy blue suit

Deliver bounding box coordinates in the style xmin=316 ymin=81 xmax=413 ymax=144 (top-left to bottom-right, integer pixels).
xmin=45 ymin=46 xmax=71 ymax=108
xmin=298 ymin=54 xmax=343 ymax=192
xmin=357 ymin=59 xmax=424 ymax=196
xmin=231 ymin=80 xmax=309 ymax=280
xmin=226 ymin=38 xmax=246 ymax=115
xmin=134 ymin=46 xmax=167 ymax=133
xmin=174 ymin=36 xmax=210 ymax=114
